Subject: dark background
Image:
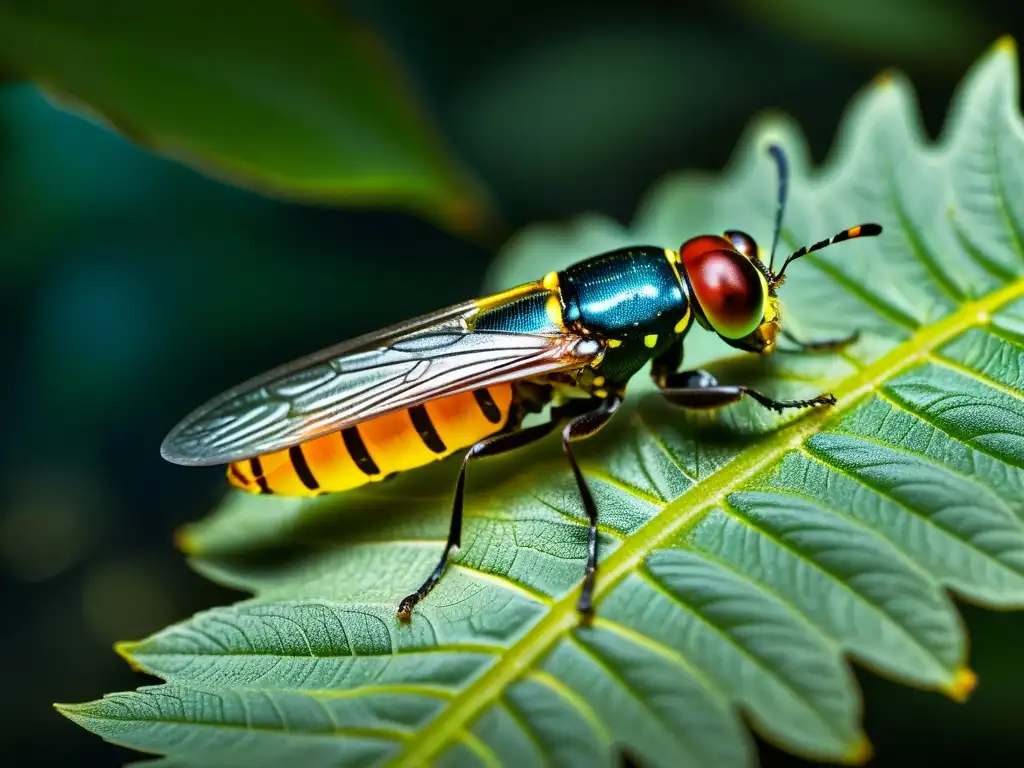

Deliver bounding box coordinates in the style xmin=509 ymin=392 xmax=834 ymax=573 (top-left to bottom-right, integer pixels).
xmin=3 ymin=1 xmax=1022 ymax=765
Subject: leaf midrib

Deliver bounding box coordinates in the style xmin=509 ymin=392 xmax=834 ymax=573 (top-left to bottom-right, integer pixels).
xmin=399 ymin=277 xmax=1024 ymax=766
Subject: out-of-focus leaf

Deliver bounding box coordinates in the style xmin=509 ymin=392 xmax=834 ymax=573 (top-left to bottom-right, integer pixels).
xmin=0 ymin=1 xmax=490 ymax=232
xmin=0 ymin=85 xmax=485 ymax=426
xmin=0 ymin=84 xmax=282 ymax=276
xmin=724 ymin=0 xmax=991 ymax=72
xmin=59 ymin=37 xmax=1024 ymax=767
xmin=448 ymin=22 xmax=759 ymax=210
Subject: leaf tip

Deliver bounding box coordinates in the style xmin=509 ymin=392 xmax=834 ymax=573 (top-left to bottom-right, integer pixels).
xmin=872 ymin=68 xmax=899 ymax=89
xmin=53 ymin=700 xmax=89 ymax=724
xmin=439 ymin=194 xmax=501 ymax=242
xmin=843 ymin=734 xmax=874 ymax=764
xmin=944 ymin=667 xmax=978 ymax=703
xmin=114 ymin=641 xmax=146 ymax=672
xmin=173 ymin=525 xmax=198 ymax=555
xmin=995 ymin=35 xmax=1018 ymax=56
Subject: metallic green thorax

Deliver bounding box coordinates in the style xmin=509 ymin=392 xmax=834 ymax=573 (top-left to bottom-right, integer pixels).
xmin=559 ymin=246 xmax=690 ymax=383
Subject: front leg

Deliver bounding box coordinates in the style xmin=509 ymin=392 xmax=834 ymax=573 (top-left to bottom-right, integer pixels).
xmin=650 ymin=340 xmax=729 ymax=390
xmin=659 ymin=379 xmax=835 ymax=413
xmin=650 ymin=340 xmax=683 ymax=389
xmin=652 ymin=339 xmax=834 ymax=414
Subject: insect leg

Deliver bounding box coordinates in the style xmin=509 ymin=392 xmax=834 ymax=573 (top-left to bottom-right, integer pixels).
xmin=652 ymin=342 xmax=751 ymax=401
xmin=397 ymin=416 xmax=562 ymax=621
xmin=561 ymin=394 xmax=624 ymax=623
xmin=653 ymin=339 xmax=833 ymax=412
xmin=650 ymin=339 xmax=683 ymax=388
xmin=779 ymin=328 xmax=859 ymax=353
xmin=658 ymin=372 xmax=835 ymax=413
xmin=652 ymin=342 xmax=761 ymax=393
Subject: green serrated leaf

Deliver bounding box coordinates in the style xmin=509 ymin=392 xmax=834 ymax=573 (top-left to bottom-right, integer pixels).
xmin=60 ymin=37 xmax=1024 ymax=768
xmin=0 ymin=1 xmax=489 ymax=232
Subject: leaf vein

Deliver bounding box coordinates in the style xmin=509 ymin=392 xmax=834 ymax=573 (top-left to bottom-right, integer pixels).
xmin=564 ymin=631 xmax=714 ymax=763
xmin=588 ymin=616 xmax=729 ymax=704
xmin=458 ymin=729 xmax=502 ymax=768
xmin=877 ymin=388 xmax=1024 ymax=470
xmin=720 ymin=493 xmax=954 ymax=676
xmin=802 ymin=442 xmax=1024 ymax=577
xmin=523 ymin=668 xmax=612 ymax=749
xmin=927 ymin=350 xmax=1024 ymax=404
xmin=886 ymin=163 xmax=965 ymax=302
xmin=636 ymin=568 xmax=848 ymax=742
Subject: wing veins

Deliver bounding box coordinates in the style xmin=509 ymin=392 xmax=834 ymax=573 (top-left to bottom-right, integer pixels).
xmin=161 ymin=299 xmax=597 ymax=466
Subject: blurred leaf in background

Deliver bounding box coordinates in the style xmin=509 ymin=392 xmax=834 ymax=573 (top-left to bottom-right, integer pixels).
xmin=0 ymin=0 xmax=492 ymax=234
xmin=0 ymin=18 xmax=492 ymax=753
xmin=447 ymin=20 xmax=761 ymax=213
xmin=351 ymin=0 xmax=996 ymax=227
xmin=0 ymin=83 xmax=488 ymax=436
xmin=724 ymin=0 xmax=992 ymax=73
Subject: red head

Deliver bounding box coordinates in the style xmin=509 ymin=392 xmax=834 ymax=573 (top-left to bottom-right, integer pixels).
xmin=676 ymin=146 xmax=882 ymax=353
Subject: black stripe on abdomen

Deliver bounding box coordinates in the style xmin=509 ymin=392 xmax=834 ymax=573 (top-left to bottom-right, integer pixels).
xmin=342 ymin=426 xmax=381 ymax=476
xmin=288 ymin=445 xmax=320 ymax=491
xmin=473 ymin=388 xmax=503 ymax=424
xmin=229 ymin=463 xmax=249 ymax=486
xmin=409 ymin=405 xmax=447 ymax=453
xmin=249 ymin=457 xmax=272 ymax=494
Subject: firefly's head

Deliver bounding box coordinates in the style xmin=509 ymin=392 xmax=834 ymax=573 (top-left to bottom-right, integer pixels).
xmin=678 ymin=145 xmax=882 ymax=355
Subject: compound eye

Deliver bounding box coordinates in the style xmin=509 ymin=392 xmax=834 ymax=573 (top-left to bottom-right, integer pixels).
xmin=686 ymin=248 xmax=766 ymax=339
xmin=680 ymin=234 xmax=735 ymax=266
xmin=724 ymin=230 xmax=759 ymax=260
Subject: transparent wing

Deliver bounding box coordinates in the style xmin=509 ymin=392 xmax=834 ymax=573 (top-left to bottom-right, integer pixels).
xmin=161 ymin=298 xmax=600 ymax=466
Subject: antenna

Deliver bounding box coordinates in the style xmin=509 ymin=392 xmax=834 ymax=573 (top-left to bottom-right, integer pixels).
xmin=775 ymin=223 xmax=883 ymax=281
xmin=766 ymin=144 xmax=789 ymax=273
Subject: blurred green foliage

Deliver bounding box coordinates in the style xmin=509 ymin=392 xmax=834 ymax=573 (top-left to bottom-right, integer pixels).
xmin=0 ymin=2 xmax=1022 ymax=767
xmin=0 ymin=0 xmax=489 ymax=232
xmin=722 ymin=0 xmax=990 ymax=70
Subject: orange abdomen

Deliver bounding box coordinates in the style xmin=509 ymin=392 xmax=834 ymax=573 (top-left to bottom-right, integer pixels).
xmin=227 ymin=385 xmax=513 ymax=496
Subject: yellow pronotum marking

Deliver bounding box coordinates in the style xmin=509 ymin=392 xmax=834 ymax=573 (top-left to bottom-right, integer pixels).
xmin=664 ymin=247 xmax=680 ymax=264
xmin=392 ymin=275 xmax=1024 ymax=768
xmin=674 ymin=304 xmax=692 ymax=334
xmin=542 ymin=271 xmax=560 ymax=291
xmin=607 ymin=338 xmax=622 ymax=348
xmin=643 ymin=334 xmax=658 ymax=348
xmin=546 ymin=295 xmax=567 ymax=331
xmin=592 ymin=376 xmax=605 ymax=387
